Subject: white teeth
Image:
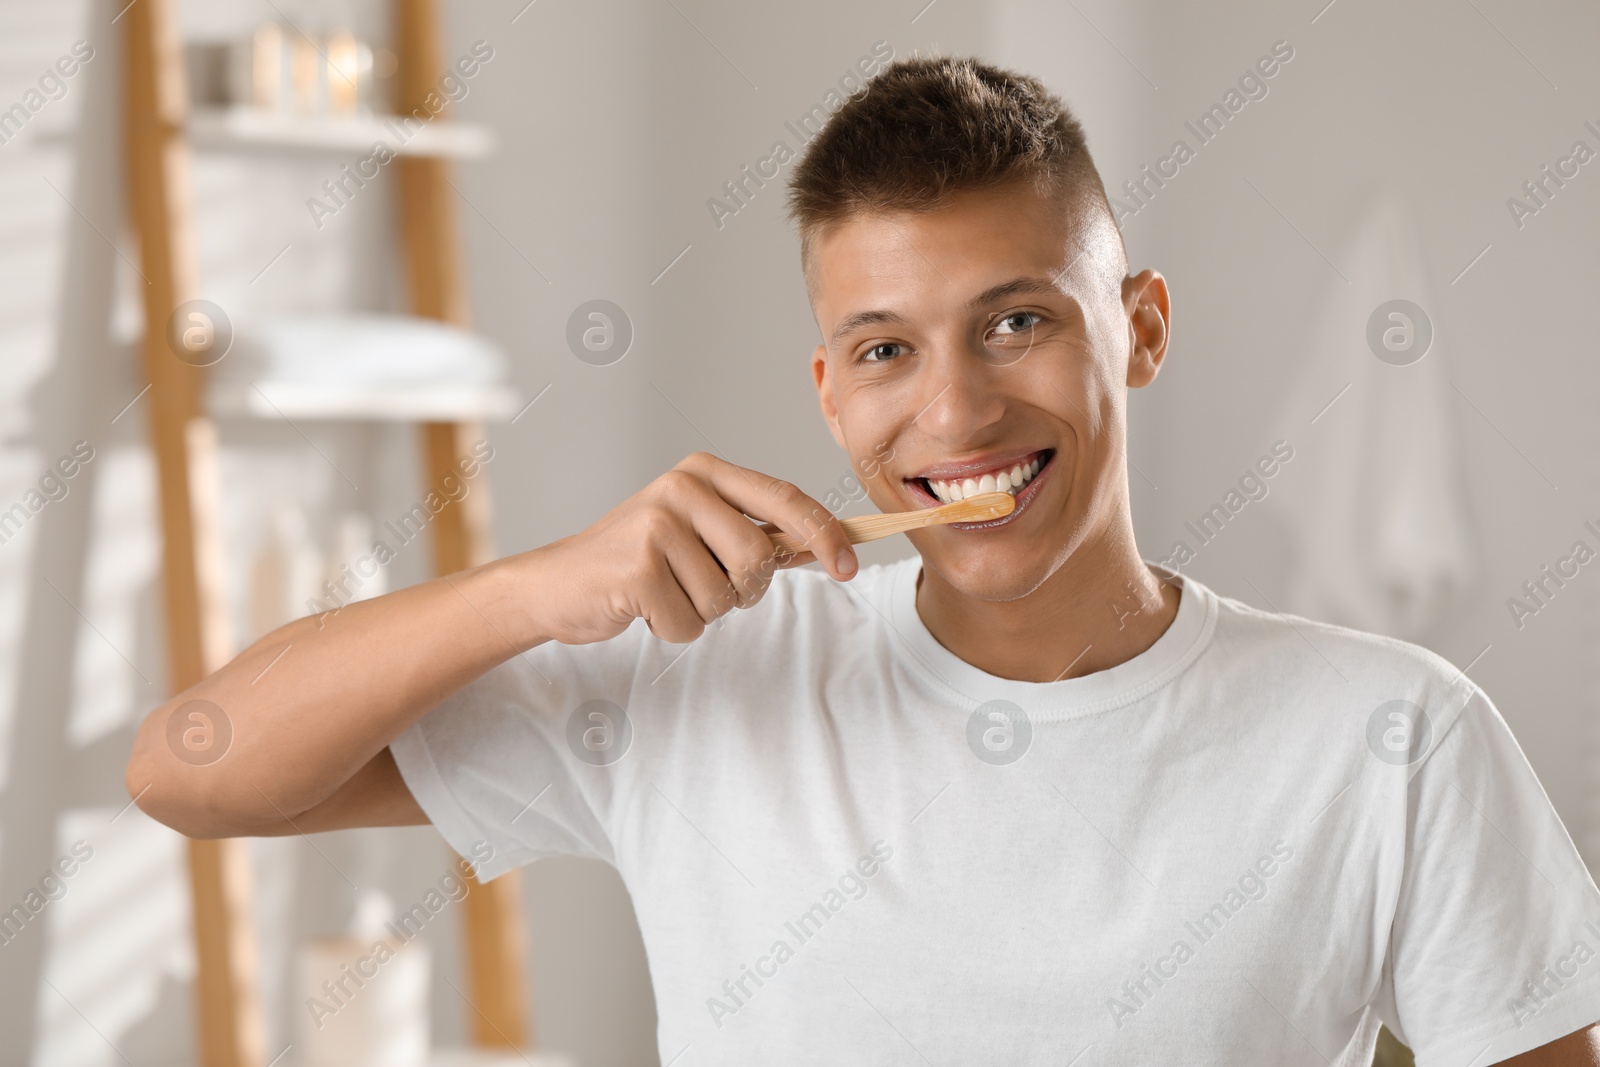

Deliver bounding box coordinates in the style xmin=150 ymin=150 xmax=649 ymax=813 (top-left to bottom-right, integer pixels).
xmin=924 ymin=455 xmax=1044 ymax=502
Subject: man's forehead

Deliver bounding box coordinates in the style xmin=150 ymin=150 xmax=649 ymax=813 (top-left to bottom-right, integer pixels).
xmin=806 ymin=187 xmax=1120 ymax=321
xmin=811 ymin=224 xmax=1110 ymax=338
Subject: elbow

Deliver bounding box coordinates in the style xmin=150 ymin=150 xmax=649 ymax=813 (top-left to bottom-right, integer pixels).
xmin=124 ymin=716 xmax=240 ymax=840
xmin=124 ymin=772 xmax=239 ymax=840
xmin=122 ymin=751 xmax=207 ymax=838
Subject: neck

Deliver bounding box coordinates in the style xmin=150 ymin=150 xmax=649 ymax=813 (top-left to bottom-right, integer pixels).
xmin=914 ymin=519 xmax=1180 ymax=684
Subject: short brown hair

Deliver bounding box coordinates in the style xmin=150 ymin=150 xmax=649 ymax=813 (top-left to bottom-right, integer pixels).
xmin=787 ymin=54 xmax=1117 ymax=277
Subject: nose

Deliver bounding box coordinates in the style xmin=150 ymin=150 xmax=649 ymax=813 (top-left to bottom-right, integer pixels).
xmin=911 ymin=344 xmax=1008 ymax=447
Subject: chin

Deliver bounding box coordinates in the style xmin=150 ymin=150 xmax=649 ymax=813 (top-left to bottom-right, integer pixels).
xmin=911 ymin=536 xmax=1063 ymax=603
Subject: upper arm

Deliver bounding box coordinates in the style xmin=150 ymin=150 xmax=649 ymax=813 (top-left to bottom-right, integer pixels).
xmin=1500 ymin=1024 xmax=1600 ymax=1065
xmin=1378 ymin=683 xmax=1600 ymax=1062
xmin=259 ymin=746 xmax=429 ymax=835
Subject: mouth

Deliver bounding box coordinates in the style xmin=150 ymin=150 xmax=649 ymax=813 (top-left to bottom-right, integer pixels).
xmin=902 ymin=448 xmax=1056 ymax=530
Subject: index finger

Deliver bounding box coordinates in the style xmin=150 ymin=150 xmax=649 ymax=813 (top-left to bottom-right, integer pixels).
xmin=675 ymin=454 xmax=857 ymax=581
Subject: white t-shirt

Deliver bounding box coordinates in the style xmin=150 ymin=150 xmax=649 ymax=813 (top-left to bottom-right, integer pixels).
xmin=392 ymin=558 xmax=1600 ymax=1066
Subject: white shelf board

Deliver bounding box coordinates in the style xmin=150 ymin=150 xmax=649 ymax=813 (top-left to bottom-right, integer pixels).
xmin=187 ymin=108 xmax=494 ymax=159
xmin=430 ymin=1053 xmax=573 ymax=1067
xmin=208 ymin=381 xmax=523 ymax=422
xmin=281 ymin=1050 xmax=574 ymax=1067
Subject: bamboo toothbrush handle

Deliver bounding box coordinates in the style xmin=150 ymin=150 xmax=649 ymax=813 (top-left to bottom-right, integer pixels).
xmin=763 ymin=492 xmax=1015 ymax=556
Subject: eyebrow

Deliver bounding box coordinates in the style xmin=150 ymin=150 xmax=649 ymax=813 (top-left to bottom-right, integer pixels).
xmin=827 ymin=275 xmax=1065 ymax=349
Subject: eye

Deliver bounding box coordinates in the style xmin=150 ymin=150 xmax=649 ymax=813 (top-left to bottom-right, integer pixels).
xmin=859 ymin=342 xmax=905 ymax=363
xmin=990 ymin=310 xmax=1043 ymax=337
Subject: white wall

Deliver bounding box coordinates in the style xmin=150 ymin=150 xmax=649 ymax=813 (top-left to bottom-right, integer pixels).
xmin=1087 ymin=1 xmax=1600 ymax=863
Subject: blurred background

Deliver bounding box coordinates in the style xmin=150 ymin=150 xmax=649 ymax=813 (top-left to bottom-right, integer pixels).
xmin=1 ymin=0 xmax=1596 ymax=1063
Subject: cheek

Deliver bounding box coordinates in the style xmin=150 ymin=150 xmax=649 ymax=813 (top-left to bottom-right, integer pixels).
xmin=833 ymin=382 xmax=908 ymax=467
xmin=1018 ymin=348 xmax=1115 ymax=468
xmin=1005 ymin=339 xmax=1088 ymax=408
xmin=1047 ymin=334 xmax=1118 ymax=404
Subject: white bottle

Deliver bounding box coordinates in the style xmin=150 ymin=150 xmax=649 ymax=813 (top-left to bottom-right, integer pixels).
xmin=249 ymin=503 xmax=324 ymax=640
xmin=323 ymin=511 xmax=387 ymax=608
xmin=297 ymin=890 xmax=430 ymax=1067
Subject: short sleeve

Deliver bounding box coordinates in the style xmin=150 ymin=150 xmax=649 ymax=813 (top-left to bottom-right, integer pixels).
xmin=389 ymin=619 xmax=657 ymax=882
xmin=1377 ymin=683 xmax=1600 ymax=1066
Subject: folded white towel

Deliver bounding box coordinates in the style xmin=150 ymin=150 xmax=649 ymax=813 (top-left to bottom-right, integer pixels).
xmin=217 ymin=313 xmax=508 ymax=389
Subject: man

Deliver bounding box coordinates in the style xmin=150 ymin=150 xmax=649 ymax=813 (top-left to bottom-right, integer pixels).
xmin=128 ymin=56 xmax=1600 ymax=1064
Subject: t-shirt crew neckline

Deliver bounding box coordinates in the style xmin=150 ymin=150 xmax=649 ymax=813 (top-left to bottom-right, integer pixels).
xmin=887 ymin=556 xmax=1217 ymax=721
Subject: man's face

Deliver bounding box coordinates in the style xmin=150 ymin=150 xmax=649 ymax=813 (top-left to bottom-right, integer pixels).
xmin=809 ymin=179 xmax=1169 ymax=601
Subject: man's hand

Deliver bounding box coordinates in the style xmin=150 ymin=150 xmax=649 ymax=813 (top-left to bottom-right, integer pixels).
xmin=529 ymin=451 xmax=859 ymax=646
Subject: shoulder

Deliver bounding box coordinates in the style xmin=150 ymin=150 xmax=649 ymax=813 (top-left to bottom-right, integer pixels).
xmin=1187 ymin=577 xmax=1508 ymax=813
xmin=1194 ymin=574 xmax=1478 ymax=716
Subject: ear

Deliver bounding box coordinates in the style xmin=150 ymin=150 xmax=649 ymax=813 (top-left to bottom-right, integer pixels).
xmin=812 ymin=343 xmax=847 ymax=449
xmin=1121 ymin=268 xmax=1171 ymax=390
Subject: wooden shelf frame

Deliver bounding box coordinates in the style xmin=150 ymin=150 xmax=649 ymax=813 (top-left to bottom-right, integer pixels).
xmin=121 ymin=1 xmax=532 ymax=1063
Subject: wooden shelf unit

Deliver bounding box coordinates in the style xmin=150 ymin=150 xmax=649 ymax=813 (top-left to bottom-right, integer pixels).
xmin=120 ymin=2 xmax=532 ymax=1065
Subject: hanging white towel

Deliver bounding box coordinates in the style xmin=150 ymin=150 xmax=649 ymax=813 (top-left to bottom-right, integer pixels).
xmin=1268 ymin=191 xmax=1479 ymax=641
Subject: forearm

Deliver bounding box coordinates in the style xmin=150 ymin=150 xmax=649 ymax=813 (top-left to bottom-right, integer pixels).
xmin=123 ymin=451 xmax=861 ymax=839
xmin=126 ymin=546 xmax=551 ymax=837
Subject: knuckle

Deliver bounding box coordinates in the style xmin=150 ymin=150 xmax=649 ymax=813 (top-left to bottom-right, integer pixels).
xmin=655 ymin=468 xmax=699 ymax=498
xmin=795 ymin=503 xmax=837 ymax=545
xmin=745 ymin=543 xmax=781 ymax=581
xmin=770 ymin=480 xmax=806 ymax=509
xmin=739 ymin=574 xmax=772 ymax=606
xmin=726 ymin=565 xmax=766 ymax=606
xmin=739 ymin=527 xmax=778 ymax=563
xmin=621 ymin=551 xmax=666 ymax=594
xmin=703 ymin=582 xmax=740 ymax=621
xmin=653 ymin=617 xmax=704 ymax=644
xmin=645 ymin=597 xmax=705 ymax=642
xmin=636 ymin=505 xmax=677 ymax=544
